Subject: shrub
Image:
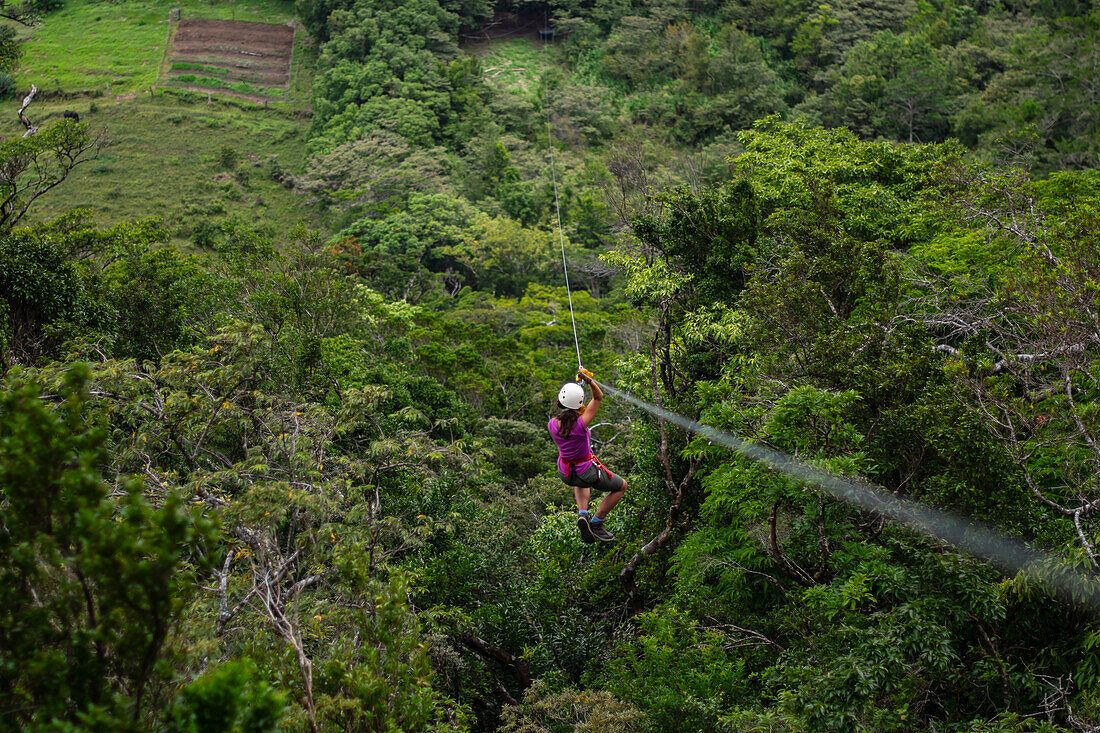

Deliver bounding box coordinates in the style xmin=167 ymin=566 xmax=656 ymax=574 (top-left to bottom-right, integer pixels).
xmin=163 ymin=659 xmax=286 ymax=733
xmin=0 ymin=25 xmax=22 ymax=74
xmin=266 ymin=155 xmax=284 ymax=182
xmin=218 ymin=145 xmax=238 ymax=169
xmin=192 ymin=219 xmax=220 ymax=249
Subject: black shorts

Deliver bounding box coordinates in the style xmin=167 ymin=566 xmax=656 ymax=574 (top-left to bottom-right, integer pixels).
xmin=559 ymin=460 xmax=625 ymax=493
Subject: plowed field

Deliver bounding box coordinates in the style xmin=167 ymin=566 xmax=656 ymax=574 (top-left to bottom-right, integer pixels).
xmin=164 ymin=18 xmax=295 ymax=100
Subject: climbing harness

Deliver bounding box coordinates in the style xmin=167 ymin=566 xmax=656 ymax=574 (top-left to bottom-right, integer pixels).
xmin=559 ymin=452 xmax=595 ymax=481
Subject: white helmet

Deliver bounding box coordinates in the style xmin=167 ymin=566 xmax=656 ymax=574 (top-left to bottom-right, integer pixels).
xmin=558 ymin=382 xmax=585 ymax=410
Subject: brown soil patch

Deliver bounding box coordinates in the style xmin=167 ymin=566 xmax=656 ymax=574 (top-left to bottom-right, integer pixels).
xmin=164 ymin=18 xmax=294 ymax=98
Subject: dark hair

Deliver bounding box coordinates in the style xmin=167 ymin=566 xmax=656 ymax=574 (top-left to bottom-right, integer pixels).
xmin=554 ymin=401 xmax=582 ymax=437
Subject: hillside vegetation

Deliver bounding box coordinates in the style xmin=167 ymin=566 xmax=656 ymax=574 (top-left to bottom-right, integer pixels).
xmin=2 ymin=0 xmax=1100 ymax=731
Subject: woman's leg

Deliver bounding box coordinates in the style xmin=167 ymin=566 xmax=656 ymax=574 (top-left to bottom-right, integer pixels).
xmin=574 ymin=485 xmax=591 ymax=512
xmin=574 ymin=485 xmax=597 ymax=542
xmin=594 ymin=479 xmax=627 ymax=519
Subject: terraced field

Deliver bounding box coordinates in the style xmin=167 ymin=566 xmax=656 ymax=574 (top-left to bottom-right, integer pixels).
xmin=163 ymin=18 xmax=295 ymax=101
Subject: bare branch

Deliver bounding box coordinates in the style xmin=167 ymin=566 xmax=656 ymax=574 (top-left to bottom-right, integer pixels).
xmin=703 ymin=617 xmax=785 ymax=652
xmin=17 ymin=84 xmax=37 ymax=136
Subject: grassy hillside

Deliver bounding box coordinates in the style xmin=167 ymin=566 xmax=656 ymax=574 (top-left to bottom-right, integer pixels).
xmin=3 ymin=0 xmax=326 ymax=243
xmin=15 ymin=0 xmax=301 ymax=96
xmin=2 ymin=95 xmax=326 ymax=242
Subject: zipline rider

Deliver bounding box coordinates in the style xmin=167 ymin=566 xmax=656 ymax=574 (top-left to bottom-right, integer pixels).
xmin=548 ymin=370 xmax=627 ymax=543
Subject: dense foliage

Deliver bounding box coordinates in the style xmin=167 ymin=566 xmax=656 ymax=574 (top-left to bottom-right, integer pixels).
xmin=3 ymin=0 xmax=1100 ymax=730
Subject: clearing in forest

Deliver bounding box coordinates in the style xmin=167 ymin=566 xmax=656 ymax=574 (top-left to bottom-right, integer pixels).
xmin=163 ymin=18 xmax=295 ymax=102
xmin=462 ymin=11 xmax=556 ymax=95
xmin=470 ymin=38 xmax=554 ymax=95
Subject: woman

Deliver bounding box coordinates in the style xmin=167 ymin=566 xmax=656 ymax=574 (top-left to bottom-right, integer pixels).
xmin=548 ymin=370 xmax=627 ymax=543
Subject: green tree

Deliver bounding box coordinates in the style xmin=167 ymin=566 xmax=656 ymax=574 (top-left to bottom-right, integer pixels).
xmin=101 ymin=240 xmax=221 ymax=364
xmin=604 ymin=121 xmax=1087 ymax=730
xmin=302 ymin=130 xmax=447 ymax=213
xmin=307 ymin=0 xmax=490 ymax=151
xmin=632 ymin=179 xmax=759 ymax=309
xmin=600 ymin=16 xmax=675 ymax=90
xmin=954 ymin=10 xmax=1100 ymax=171
xmin=0 ymin=214 xmax=218 ymax=370
xmin=334 ymin=192 xmax=477 ymax=302
xmin=603 ymin=608 xmax=746 ymax=731
xmin=916 ymin=166 xmax=1100 ymax=570
xmin=0 ymin=364 xmax=215 ymax=728
xmin=815 ymin=31 xmax=957 ymax=143
xmin=164 ymin=659 xmax=286 ymax=733
xmin=0 ymin=216 xmax=97 ymax=367
xmin=442 ymin=212 xmax=576 ymax=296
xmin=499 ymin=680 xmax=652 ymax=732
xmin=790 ymin=0 xmax=917 ymax=89
xmin=0 ymin=118 xmax=102 ymax=234
xmin=45 ymin=315 xmax=480 ymax=730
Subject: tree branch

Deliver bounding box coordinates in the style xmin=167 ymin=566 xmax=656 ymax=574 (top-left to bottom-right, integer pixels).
xmin=459 ymin=632 xmax=532 ymax=689
xmin=17 ymin=84 xmax=37 ymax=136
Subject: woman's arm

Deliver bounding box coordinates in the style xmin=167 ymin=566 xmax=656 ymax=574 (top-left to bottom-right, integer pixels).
xmin=579 ymin=372 xmax=602 ymax=427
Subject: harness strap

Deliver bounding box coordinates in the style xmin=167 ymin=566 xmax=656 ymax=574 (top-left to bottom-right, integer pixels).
xmin=590 ymin=455 xmax=613 ymax=476
xmin=559 ymin=453 xmax=617 ymax=481
xmin=559 ymin=452 xmax=596 ymax=477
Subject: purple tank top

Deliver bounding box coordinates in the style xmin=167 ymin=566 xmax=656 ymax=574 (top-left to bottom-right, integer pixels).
xmin=548 ymin=416 xmax=594 ymax=475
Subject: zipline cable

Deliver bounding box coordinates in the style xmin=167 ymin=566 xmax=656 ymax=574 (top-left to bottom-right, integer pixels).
xmin=542 ymin=48 xmax=583 ymax=370
xmin=596 ymin=377 xmax=1100 ymax=609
